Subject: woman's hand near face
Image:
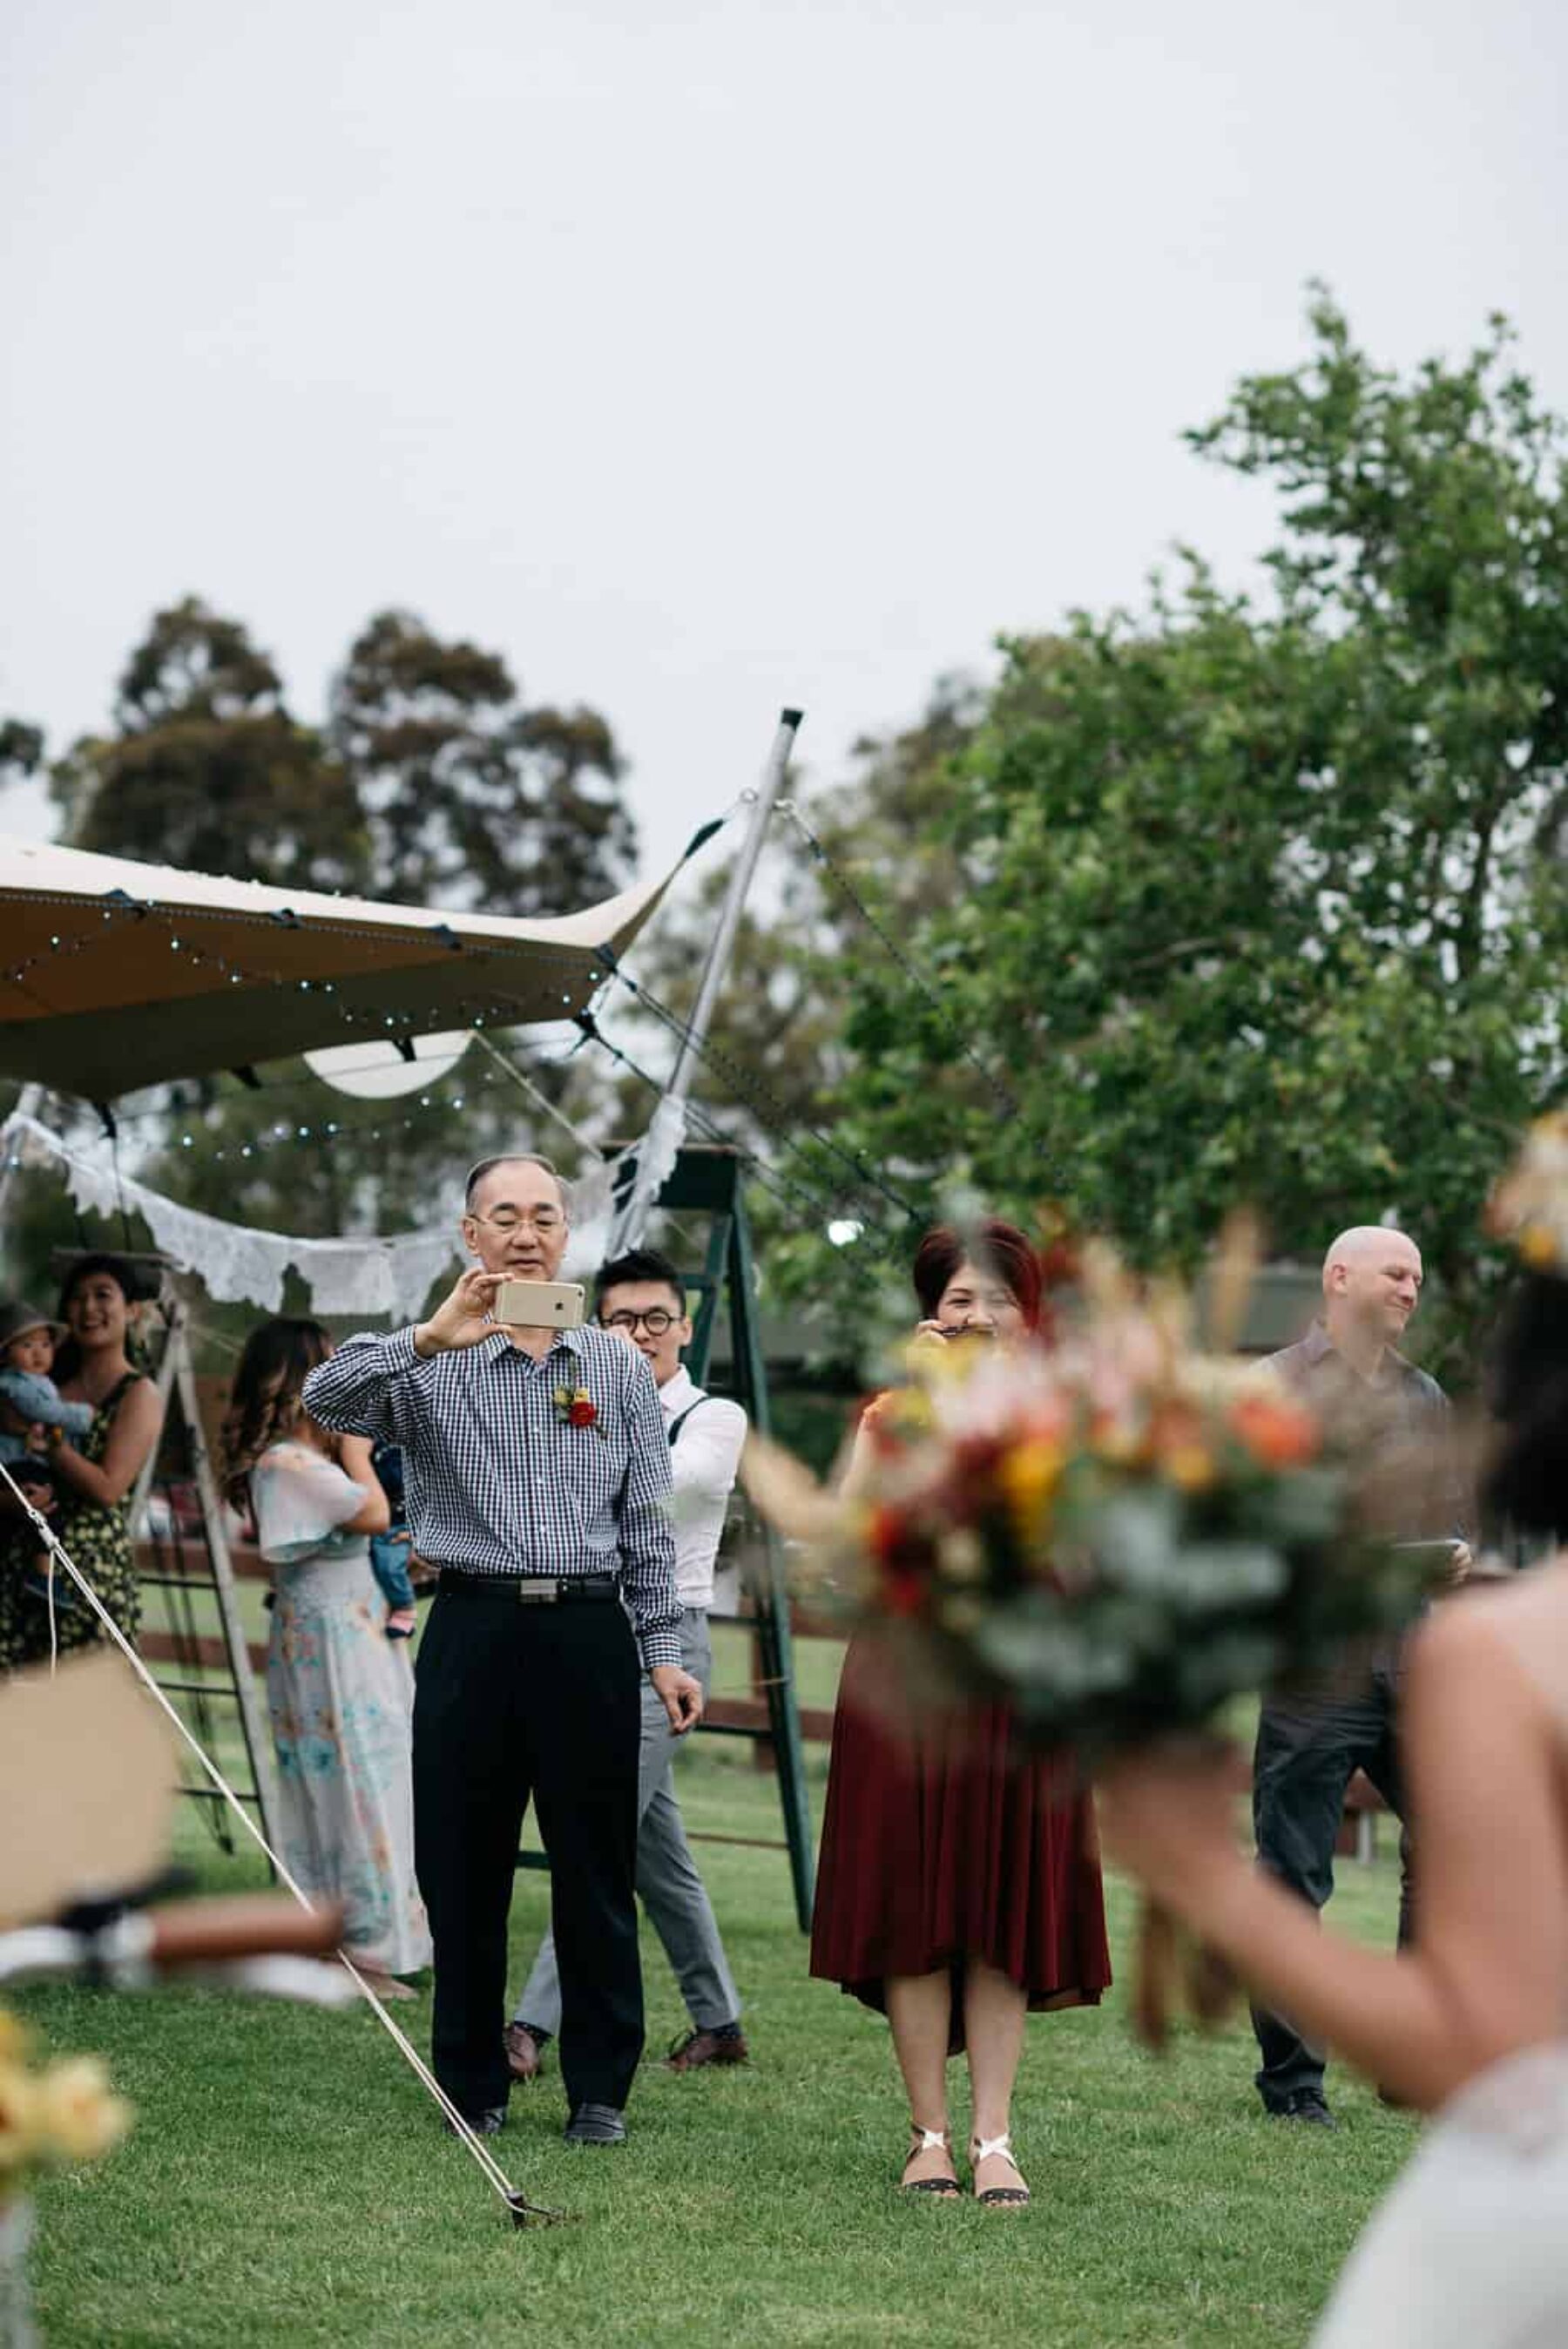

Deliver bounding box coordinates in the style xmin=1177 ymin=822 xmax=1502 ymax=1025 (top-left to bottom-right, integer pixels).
xmin=908 ymin=1321 xmax=952 ymax=1365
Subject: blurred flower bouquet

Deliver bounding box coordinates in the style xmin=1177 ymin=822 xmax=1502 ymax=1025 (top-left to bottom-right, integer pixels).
xmin=0 ymin=2011 xmax=131 ymax=2346
xmin=1486 ymin=1107 xmax=1568 ymax=1272
xmin=745 ymin=1241 xmax=1435 ymax=2042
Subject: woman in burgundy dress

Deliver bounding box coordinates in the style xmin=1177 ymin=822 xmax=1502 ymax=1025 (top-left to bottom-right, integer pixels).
xmin=810 ymin=1218 xmax=1112 ymax=2207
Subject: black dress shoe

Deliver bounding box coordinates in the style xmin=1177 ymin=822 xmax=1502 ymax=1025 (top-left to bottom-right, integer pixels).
xmin=564 ymin=2102 xmax=626 ymax=2145
xmin=1269 ymin=2090 xmax=1337 ymax=2129
xmin=665 ymin=2024 xmax=749 ymax=2071
xmin=443 ymin=2104 xmax=507 ymax=2137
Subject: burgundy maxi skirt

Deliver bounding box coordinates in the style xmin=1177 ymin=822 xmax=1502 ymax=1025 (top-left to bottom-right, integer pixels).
xmin=809 ymin=1630 xmax=1112 ymax=2049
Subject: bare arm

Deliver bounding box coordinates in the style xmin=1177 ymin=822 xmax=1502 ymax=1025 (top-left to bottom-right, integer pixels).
xmin=50 ymin=1381 xmax=164 ymax=1509
xmin=837 ymin=1415 xmax=880 ymax=1503
xmin=1101 ymin=1607 xmax=1568 ymax=2111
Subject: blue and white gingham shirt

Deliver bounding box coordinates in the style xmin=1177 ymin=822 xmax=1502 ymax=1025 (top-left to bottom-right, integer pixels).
xmin=301 ymin=1324 xmax=684 ymax=1670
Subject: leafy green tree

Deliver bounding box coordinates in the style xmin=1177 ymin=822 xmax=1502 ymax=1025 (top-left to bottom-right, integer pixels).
xmin=0 ymin=720 xmax=44 ymax=790
xmin=806 ymin=295 xmax=1568 ymax=1378
xmin=329 ymin=609 xmax=635 ymax=916
xmin=47 ymin=598 xmax=369 ymax=892
xmin=0 ymin=600 xmax=638 ymax=1255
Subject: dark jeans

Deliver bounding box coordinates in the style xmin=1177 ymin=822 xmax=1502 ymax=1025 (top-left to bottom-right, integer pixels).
xmin=1250 ymin=1667 xmax=1413 ymax=2110
xmin=412 ymin=1585 xmax=644 ymax=2118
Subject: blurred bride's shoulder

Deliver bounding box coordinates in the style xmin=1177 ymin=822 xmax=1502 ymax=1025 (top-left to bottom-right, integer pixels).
xmin=1413 ymin=1554 xmax=1568 ymax=1696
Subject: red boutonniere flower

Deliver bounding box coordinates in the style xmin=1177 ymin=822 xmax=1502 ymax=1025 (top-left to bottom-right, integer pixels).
xmin=554 ymin=1384 xmax=602 ymax=1433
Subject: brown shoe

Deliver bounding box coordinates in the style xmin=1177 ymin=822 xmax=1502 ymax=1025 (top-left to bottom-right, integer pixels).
xmin=504 ymin=2023 xmax=546 ymax=2082
xmin=665 ymin=2026 xmax=748 ymax=2071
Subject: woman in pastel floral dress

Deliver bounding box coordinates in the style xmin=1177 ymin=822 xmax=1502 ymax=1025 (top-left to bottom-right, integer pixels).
xmin=224 ymin=1319 xmax=429 ymax=2000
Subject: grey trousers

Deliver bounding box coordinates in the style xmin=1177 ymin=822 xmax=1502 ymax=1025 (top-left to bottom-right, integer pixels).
xmin=513 ymin=1606 xmax=741 ymax=2038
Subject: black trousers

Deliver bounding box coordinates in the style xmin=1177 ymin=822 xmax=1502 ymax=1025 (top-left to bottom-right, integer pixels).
xmin=412 ymin=1586 xmax=644 ymax=2117
xmin=1250 ymin=1663 xmax=1413 ymax=2109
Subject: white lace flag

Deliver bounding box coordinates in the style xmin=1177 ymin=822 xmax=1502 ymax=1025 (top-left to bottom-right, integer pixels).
xmin=1 ymin=1112 xmax=655 ymax=1321
xmin=1 ymin=1113 xmax=461 ymax=1320
xmin=603 ymin=1093 xmax=690 ymax=1259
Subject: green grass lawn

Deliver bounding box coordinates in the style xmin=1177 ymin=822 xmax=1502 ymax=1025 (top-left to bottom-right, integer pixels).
xmin=16 ymin=1716 xmax=1414 ymax=2348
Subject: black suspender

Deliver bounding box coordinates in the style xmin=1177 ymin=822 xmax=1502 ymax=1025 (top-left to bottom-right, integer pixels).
xmin=667 ymin=1395 xmax=713 ymax=1448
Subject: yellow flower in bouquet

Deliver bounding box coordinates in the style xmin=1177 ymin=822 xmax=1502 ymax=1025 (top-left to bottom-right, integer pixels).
xmin=0 ymin=2009 xmax=132 ymax=2192
xmin=997 ymin=1435 xmax=1065 ymax=1539
xmin=1487 ymin=1108 xmax=1568 ymax=1274
xmin=35 ymin=2058 xmax=132 ymax=2165
xmin=0 ymin=2060 xmax=40 ymax=2182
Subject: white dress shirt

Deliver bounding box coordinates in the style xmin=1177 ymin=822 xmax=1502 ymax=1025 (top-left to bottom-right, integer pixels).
xmin=659 ymin=1364 xmax=747 ymax=1612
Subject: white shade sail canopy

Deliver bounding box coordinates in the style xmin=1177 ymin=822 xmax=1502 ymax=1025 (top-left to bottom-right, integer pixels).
xmin=0 ymin=836 xmax=674 ymax=1102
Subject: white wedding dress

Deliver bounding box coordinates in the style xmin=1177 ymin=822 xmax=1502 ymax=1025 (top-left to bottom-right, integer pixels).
xmin=1312 ymin=1565 xmax=1568 ymax=2348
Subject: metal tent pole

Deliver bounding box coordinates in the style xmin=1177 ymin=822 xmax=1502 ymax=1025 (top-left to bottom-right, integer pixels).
xmin=614 ymin=707 xmax=801 ymax=1249
xmin=727 ymin=1188 xmax=815 ymax=1928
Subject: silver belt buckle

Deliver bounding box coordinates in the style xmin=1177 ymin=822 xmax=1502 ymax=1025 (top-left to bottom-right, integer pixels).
xmin=516 ymin=1581 xmax=557 ymax=1605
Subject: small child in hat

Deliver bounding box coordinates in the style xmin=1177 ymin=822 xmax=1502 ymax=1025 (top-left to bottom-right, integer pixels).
xmin=0 ymin=1300 xmax=97 ymax=1603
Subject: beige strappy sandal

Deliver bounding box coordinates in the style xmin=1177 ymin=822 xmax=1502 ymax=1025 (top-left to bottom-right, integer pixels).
xmin=901 ymin=2122 xmax=961 ymax=2198
xmin=970 ymin=2130 xmax=1031 ymax=2208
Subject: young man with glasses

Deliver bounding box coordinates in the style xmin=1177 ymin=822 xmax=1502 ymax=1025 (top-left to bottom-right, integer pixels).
xmin=303 ymin=1158 xmax=700 ymax=2148
xmin=508 ymin=1246 xmax=750 ymax=2081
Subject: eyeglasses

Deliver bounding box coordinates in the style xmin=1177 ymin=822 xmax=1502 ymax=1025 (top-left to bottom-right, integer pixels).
xmin=466 ymin=1208 xmax=564 ymax=1235
xmin=602 ymin=1308 xmax=679 ymax=1336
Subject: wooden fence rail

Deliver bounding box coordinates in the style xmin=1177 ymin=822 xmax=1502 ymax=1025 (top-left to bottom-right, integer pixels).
xmin=132 ymin=1544 xmax=1387 ymax=1850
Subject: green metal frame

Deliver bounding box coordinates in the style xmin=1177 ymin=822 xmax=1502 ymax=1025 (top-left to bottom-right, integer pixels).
xmin=655 ymin=1145 xmax=815 ymax=1932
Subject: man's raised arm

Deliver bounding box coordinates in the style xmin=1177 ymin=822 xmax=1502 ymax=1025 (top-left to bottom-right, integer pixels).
xmin=302 ymin=1268 xmax=504 ymax=1438
xmin=301 ymin=1330 xmax=422 ymax=1442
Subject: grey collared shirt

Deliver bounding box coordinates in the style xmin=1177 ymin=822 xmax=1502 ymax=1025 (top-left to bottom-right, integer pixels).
xmin=1267 ymin=1321 xmax=1470 ymax=1544
xmin=301 ymin=1323 xmax=683 ymax=1669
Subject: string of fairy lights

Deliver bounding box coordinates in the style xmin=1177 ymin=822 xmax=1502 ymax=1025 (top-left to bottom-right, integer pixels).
xmin=0 ymin=888 xmax=616 ymax=1052
xmin=13 ymin=1061 xmax=514 ymax=1169
xmin=1 ymin=800 xmax=944 ymax=1270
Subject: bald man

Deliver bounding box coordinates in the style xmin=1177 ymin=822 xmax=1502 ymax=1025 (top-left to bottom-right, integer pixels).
xmin=1248 ymin=1226 xmax=1470 ymax=2128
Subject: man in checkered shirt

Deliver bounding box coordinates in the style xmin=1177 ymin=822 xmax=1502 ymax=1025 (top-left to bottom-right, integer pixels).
xmin=303 ymin=1153 xmax=701 ymax=2147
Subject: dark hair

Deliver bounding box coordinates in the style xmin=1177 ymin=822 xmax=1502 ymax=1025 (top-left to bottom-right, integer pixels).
xmin=1482 ymin=1269 xmax=1568 ymax=1535
xmin=594 ymin=1248 xmax=686 ymax=1315
xmin=911 ymin=1219 xmax=1043 ymax=1330
xmin=56 ymin=1252 xmax=150 ymax=1315
xmin=52 ymin=1252 xmax=151 ymax=1384
xmin=220 ymin=1318 xmax=337 ymax=1508
xmin=463 ymin=1154 xmax=566 ymax=1211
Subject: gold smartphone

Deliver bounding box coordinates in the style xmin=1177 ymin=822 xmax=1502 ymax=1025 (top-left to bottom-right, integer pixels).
xmin=496 ymin=1278 xmax=587 ymax=1330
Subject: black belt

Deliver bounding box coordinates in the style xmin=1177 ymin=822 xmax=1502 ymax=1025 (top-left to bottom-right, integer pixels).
xmin=438 ymin=1570 xmax=619 ymax=1606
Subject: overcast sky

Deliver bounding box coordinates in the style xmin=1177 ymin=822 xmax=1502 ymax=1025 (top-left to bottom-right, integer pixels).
xmin=3 ymin=0 xmax=1565 ymax=897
